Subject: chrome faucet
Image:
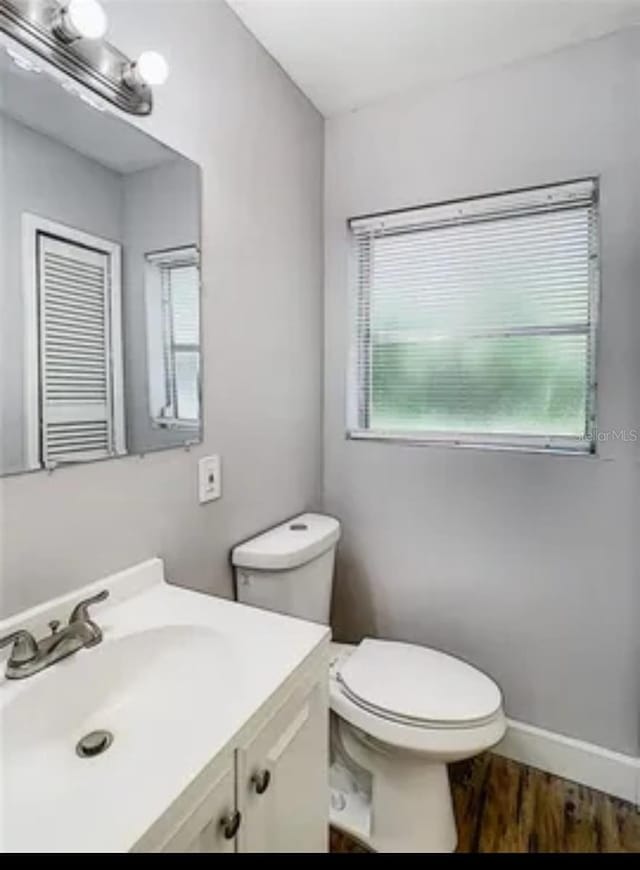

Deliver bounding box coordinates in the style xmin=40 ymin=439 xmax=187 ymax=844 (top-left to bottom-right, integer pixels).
xmin=0 ymin=589 xmax=109 ymax=680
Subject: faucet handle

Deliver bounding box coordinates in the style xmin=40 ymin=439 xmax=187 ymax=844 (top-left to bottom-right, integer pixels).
xmin=69 ymin=589 xmax=109 ymax=624
xmin=0 ymin=629 xmax=38 ymax=665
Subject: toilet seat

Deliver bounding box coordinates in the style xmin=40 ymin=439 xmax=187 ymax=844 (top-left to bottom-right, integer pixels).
xmin=337 ymin=638 xmax=502 ymax=730
xmin=337 ymin=682 xmax=501 ymax=730
xmin=330 ymin=639 xmax=504 ymax=754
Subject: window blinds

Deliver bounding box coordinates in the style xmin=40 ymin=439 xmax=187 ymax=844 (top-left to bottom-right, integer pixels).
xmin=147 ymin=246 xmax=200 ymax=426
xmin=349 ymin=180 xmax=598 ymax=451
xmin=165 ymin=262 xmax=200 ymax=421
xmin=38 ymin=235 xmax=114 ymax=465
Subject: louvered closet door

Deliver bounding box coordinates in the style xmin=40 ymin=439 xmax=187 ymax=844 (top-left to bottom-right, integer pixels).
xmin=38 ymin=235 xmax=113 ymax=465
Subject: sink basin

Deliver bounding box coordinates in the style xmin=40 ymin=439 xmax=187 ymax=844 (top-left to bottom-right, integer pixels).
xmin=1 ymin=625 xmax=237 ymax=851
xmin=0 ymin=559 xmax=329 ymax=852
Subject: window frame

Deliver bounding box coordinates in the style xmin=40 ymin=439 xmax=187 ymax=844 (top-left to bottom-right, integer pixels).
xmin=346 ymin=179 xmax=600 ymax=455
xmin=145 ymin=245 xmax=201 ymax=430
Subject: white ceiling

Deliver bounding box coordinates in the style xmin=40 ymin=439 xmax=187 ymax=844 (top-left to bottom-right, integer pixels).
xmin=227 ymin=0 xmax=640 ymax=117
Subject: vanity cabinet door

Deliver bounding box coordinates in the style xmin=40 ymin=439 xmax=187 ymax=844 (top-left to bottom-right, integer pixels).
xmin=160 ymin=757 xmax=237 ymax=853
xmin=237 ymin=679 xmax=329 ymax=853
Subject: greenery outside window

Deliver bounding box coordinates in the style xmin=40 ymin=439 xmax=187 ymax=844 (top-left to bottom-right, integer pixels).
xmin=348 ymin=180 xmax=599 ymax=453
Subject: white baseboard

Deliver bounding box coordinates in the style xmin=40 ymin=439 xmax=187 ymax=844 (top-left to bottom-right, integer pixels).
xmin=494 ymin=718 xmax=639 ymax=805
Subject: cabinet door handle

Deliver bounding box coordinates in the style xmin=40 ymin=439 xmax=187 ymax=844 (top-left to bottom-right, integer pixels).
xmin=251 ymin=769 xmax=271 ymax=795
xmin=220 ymin=809 xmax=241 ymax=840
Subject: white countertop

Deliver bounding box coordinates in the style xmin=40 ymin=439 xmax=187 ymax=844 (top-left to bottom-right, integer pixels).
xmin=0 ymin=559 xmax=329 ymax=852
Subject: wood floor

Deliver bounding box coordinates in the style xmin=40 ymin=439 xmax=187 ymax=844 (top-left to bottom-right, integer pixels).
xmin=329 ymin=753 xmax=640 ymax=853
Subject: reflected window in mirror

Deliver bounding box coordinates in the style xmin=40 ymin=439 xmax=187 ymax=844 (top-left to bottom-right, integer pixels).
xmin=145 ymin=247 xmax=201 ymax=430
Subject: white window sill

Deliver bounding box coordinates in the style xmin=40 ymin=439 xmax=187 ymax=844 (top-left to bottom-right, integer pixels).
xmin=346 ymin=429 xmax=596 ymax=457
xmin=151 ymin=418 xmax=200 ymax=431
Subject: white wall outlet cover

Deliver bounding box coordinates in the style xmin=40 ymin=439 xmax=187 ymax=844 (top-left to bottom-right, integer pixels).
xmin=198 ymin=455 xmax=221 ymax=504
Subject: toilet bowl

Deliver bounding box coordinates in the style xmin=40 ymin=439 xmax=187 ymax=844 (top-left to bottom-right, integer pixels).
xmin=328 ymin=641 xmax=506 ymax=852
xmin=232 ymin=515 xmax=506 ymax=853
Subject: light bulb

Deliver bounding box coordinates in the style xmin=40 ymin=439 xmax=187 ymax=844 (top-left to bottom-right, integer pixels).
xmin=136 ymin=51 xmax=169 ymax=86
xmin=57 ymin=0 xmax=108 ymax=42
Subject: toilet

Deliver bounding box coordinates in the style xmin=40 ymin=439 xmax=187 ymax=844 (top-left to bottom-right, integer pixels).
xmin=232 ymin=513 xmax=506 ymax=853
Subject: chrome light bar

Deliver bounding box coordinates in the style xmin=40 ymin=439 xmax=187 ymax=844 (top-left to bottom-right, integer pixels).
xmin=0 ymin=0 xmax=163 ymax=115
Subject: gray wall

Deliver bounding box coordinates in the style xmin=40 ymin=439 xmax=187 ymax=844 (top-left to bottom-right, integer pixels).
xmin=122 ymin=159 xmax=201 ymax=454
xmin=0 ymin=0 xmax=324 ymax=617
xmin=324 ymin=30 xmax=640 ymax=754
xmin=0 ymin=115 xmax=124 ymax=474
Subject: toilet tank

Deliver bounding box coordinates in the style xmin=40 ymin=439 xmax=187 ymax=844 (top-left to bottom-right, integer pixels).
xmin=232 ymin=513 xmax=341 ymax=624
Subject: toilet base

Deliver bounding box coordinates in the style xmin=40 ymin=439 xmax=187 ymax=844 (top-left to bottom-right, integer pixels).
xmin=332 ymin=717 xmax=458 ymax=853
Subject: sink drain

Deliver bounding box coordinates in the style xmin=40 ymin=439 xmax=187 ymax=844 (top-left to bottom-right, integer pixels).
xmin=76 ymin=729 xmax=113 ymax=758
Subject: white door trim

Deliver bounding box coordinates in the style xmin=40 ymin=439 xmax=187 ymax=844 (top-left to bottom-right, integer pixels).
xmin=22 ymin=213 xmax=125 ymax=468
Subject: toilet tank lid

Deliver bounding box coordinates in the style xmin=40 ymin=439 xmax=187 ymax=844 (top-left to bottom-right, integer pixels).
xmin=231 ymin=513 xmax=341 ymax=571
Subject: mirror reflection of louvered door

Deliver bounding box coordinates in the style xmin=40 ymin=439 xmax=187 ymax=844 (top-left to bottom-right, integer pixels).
xmin=38 ymin=234 xmax=118 ymax=466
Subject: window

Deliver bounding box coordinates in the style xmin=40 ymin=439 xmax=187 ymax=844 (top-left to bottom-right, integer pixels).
xmin=145 ymin=246 xmax=200 ymax=427
xmin=24 ymin=215 xmax=125 ymax=469
xmin=348 ymin=180 xmax=599 ymax=453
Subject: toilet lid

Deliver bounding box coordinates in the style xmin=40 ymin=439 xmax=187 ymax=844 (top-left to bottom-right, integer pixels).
xmin=337 ymin=639 xmax=502 ymax=727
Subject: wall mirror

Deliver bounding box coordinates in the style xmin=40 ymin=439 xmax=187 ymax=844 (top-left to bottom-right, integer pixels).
xmin=0 ymin=42 xmax=202 ymax=476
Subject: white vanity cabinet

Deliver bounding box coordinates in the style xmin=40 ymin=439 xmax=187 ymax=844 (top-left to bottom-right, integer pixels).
xmin=0 ymin=560 xmax=331 ymax=853
xmin=134 ymin=655 xmax=329 ymax=854
xmin=236 ymin=677 xmax=328 ymax=852
xmin=160 ymin=756 xmax=237 ymax=853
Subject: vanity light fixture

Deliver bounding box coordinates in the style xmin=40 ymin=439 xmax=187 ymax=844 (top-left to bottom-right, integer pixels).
xmin=0 ymin=0 xmax=168 ymax=115
xmin=52 ymin=0 xmax=107 ymax=44
xmin=123 ymin=50 xmax=170 ymax=91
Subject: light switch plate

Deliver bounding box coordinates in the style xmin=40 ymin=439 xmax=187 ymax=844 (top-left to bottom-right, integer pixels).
xmin=198 ymin=455 xmax=221 ymax=504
